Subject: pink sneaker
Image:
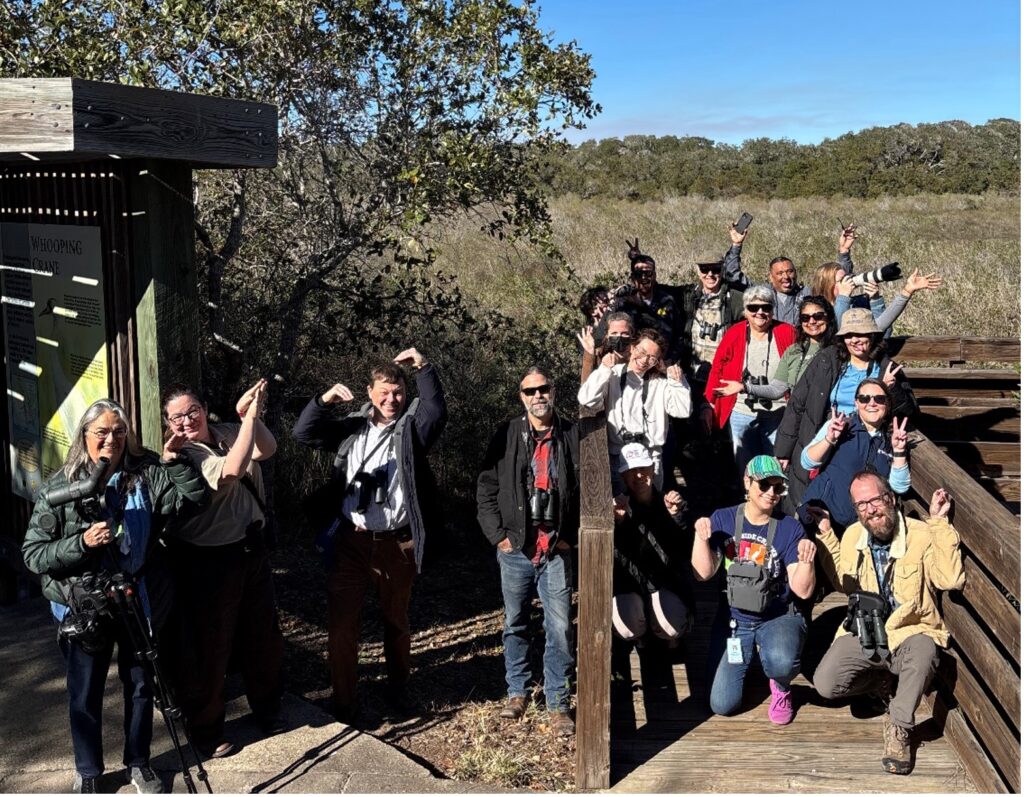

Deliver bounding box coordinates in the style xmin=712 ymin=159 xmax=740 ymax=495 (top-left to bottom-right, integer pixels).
xmin=768 ymin=679 xmax=794 ymax=725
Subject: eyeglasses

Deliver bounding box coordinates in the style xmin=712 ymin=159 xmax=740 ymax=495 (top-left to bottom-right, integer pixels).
xmin=799 ymin=312 xmax=828 ymax=323
xmin=697 ymin=264 xmax=722 ymax=275
xmin=521 ymin=385 xmax=551 ymax=397
xmin=854 ymin=493 xmax=891 ymax=513
xmin=746 ymin=304 xmax=772 ymax=314
xmin=88 ymin=427 xmax=127 ymax=440
xmin=168 ymin=406 xmax=203 ymax=425
xmin=633 ymin=350 xmax=660 ymax=363
xmin=855 ymin=393 xmax=888 ymax=406
xmin=756 ymin=479 xmax=787 ymax=495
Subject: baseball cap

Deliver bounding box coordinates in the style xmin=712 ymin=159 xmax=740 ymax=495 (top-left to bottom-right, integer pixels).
xmin=619 ymin=442 xmax=655 ymax=473
xmin=745 ymin=454 xmax=787 ymax=482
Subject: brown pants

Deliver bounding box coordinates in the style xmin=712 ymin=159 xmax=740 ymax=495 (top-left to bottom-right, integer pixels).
xmin=326 ymin=528 xmax=417 ymax=711
xmin=813 ymin=632 xmax=939 ymax=728
xmin=171 ymin=539 xmax=284 ymax=746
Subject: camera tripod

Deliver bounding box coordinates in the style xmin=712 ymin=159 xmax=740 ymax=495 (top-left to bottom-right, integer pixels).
xmin=101 ymin=570 xmax=213 ymax=794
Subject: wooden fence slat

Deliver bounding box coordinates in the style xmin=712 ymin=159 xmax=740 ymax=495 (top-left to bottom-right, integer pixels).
xmin=886 ymin=335 xmax=1020 ymax=364
xmin=936 ymin=649 xmax=1021 ymax=792
xmin=961 ymin=338 xmax=1023 ymax=363
xmin=904 ymin=367 xmax=1021 ymax=381
xmin=958 ymin=556 xmax=1021 ymax=665
xmin=923 ymin=691 xmax=1009 ymax=793
xmin=576 ymin=408 xmax=614 ymax=791
xmin=909 ymin=435 xmax=1021 ymax=602
xmin=934 ymin=441 xmax=1021 ymax=476
xmin=940 ymin=597 xmax=1020 ymax=730
xmin=915 ymin=405 xmax=1021 ymax=438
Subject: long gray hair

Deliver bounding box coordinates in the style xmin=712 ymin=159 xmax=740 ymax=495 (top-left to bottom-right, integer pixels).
xmin=62 ymin=398 xmax=144 ymax=482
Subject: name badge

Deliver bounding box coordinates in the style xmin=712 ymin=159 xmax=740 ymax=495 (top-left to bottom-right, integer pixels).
xmin=726 ymin=637 xmax=743 ymax=664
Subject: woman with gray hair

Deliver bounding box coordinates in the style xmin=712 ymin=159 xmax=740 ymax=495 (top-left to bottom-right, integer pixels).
xmin=22 ymin=398 xmax=207 ymax=794
xmin=704 ymin=285 xmax=797 ymax=479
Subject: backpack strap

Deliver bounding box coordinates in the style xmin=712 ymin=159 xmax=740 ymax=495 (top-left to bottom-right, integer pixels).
xmin=733 ymin=506 xmax=779 ymax=561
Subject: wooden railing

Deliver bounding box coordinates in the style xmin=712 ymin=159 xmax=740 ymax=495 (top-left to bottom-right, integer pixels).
xmin=576 ymin=406 xmax=614 ymax=790
xmin=906 ymin=436 xmax=1021 ymax=792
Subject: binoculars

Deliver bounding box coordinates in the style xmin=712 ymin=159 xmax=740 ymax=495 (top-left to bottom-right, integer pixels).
xmin=529 ymin=486 xmax=559 ymax=526
xmin=349 ymin=468 xmax=388 ymax=513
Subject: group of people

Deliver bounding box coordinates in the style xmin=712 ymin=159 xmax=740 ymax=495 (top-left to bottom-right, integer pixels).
xmin=23 ymin=216 xmax=961 ymax=792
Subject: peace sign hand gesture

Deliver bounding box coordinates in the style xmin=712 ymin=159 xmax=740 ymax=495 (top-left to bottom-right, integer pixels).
xmin=891 ymin=416 xmax=909 ymax=456
xmin=825 ymin=406 xmax=847 ymax=445
xmin=883 ymin=361 xmax=904 ymax=387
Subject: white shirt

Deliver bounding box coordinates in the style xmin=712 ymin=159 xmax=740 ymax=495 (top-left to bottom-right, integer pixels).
xmin=577 ymin=363 xmax=692 ymax=455
xmin=342 ymin=419 xmax=408 ymax=531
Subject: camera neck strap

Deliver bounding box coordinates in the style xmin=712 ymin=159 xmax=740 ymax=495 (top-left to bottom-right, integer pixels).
xmin=619 ymin=367 xmax=651 ymax=437
xmin=354 ymin=422 xmax=396 ymax=475
xmin=744 ymin=322 xmax=774 ymax=385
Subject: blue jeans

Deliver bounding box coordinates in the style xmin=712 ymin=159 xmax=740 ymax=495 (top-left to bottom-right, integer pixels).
xmin=497 ymin=548 xmax=575 ymax=710
xmin=60 ymin=625 xmax=153 ymax=777
xmin=729 ymin=408 xmax=783 ymax=478
xmin=707 ymin=607 xmax=806 ymax=716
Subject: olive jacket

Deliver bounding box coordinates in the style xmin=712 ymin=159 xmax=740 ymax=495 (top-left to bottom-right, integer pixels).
xmin=22 ymin=451 xmax=208 ymax=605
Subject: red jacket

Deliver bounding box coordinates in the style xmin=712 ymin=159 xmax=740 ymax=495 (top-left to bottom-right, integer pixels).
xmin=704 ymin=320 xmax=797 ymax=429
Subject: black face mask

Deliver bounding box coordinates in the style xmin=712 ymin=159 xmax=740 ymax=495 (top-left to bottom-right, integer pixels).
xmin=606 ymin=335 xmax=631 ymax=353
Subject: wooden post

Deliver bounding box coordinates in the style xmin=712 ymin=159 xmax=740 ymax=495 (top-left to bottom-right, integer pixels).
xmin=127 ymin=160 xmax=201 ymax=449
xmin=575 ymin=406 xmax=614 ymax=791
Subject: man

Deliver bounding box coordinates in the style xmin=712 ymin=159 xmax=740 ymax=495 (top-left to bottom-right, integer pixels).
xmin=720 ymin=220 xmax=808 ymax=326
xmin=809 ymin=472 xmax=964 ymax=775
xmin=609 ymin=242 xmax=682 ymax=364
xmin=578 ymin=328 xmax=692 ymax=496
xmin=292 ymin=347 xmax=447 ymax=722
xmin=578 ymin=311 xmax=634 ymax=383
xmin=477 ymin=367 xmax=579 ymax=736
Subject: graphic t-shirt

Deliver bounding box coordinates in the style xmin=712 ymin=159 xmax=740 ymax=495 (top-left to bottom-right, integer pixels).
xmin=709 ymin=505 xmax=805 ymax=620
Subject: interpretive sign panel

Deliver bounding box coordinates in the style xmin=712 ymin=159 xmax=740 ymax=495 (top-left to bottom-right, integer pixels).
xmin=1 ymin=223 xmax=107 ymax=499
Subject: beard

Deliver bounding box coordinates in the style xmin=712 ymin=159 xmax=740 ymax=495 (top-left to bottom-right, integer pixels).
xmin=863 ymin=504 xmax=897 ymax=543
xmin=528 ymin=401 xmax=551 ymax=419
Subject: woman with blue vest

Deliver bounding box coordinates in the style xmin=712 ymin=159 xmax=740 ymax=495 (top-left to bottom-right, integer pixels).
xmin=797 ymin=378 xmax=910 ymax=534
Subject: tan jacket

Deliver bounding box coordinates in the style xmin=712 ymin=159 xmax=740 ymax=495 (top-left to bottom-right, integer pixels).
xmin=815 ymin=513 xmax=965 ymax=652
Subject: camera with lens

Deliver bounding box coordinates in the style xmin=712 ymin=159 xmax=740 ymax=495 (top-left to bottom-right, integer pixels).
xmin=697 ymin=319 xmax=722 ymax=341
xmin=741 ymin=370 xmax=772 ymax=411
xmin=57 ymin=571 xmax=131 ymax=654
xmin=619 ymin=429 xmax=647 ymax=445
xmin=348 ymin=468 xmax=388 ymax=513
xmin=529 ymin=486 xmax=559 ymax=527
xmin=843 ymin=590 xmax=890 ymax=659
xmin=850 ymin=261 xmax=902 ymax=288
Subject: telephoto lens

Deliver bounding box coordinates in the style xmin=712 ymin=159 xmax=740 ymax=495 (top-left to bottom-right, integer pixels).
xmin=850 ymin=262 xmax=901 ymax=287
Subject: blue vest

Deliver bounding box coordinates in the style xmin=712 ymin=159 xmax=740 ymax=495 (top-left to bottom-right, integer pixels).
xmin=801 ymin=417 xmax=892 ymax=528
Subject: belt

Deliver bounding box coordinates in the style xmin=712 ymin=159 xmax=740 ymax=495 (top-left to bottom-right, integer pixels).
xmin=354 ymin=525 xmax=411 ymax=542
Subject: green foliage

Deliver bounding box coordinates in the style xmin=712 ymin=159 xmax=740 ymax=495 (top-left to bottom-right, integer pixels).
xmin=544 ymin=121 xmax=1021 ymax=200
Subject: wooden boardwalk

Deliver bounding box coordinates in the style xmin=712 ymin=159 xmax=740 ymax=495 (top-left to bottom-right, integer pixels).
xmin=608 ymin=587 xmax=975 ymax=793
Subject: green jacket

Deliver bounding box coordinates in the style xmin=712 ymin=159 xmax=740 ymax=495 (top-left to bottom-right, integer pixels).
xmin=22 ymin=450 xmax=208 ymax=604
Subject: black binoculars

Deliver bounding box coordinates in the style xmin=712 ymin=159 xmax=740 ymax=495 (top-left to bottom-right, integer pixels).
xmin=742 ymin=370 xmax=772 ymax=411
xmin=529 ymin=486 xmax=559 ymax=526
xmin=843 ymin=591 xmax=891 ymax=659
xmin=349 ymin=469 xmax=388 ymax=513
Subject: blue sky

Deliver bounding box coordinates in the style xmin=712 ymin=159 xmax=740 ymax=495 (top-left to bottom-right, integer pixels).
xmin=535 ymin=0 xmax=1021 ymax=145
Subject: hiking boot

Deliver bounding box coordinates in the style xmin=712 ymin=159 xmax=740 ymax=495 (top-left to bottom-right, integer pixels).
xmin=498 ymin=695 xmax=529 ymax=720
xmin=72 ymin=773 xmax=97 ymax=794
xmin=549 ymin=709 xmax=575 ymax=737
xmin=882 ymin=713 xmax=913 ymax=775
xmin=767 ymin=679 xmax=794 ymax=725
xmin=128 ymin=765 xmax=163 ymax=794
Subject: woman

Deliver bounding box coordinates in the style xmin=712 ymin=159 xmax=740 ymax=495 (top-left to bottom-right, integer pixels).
xmin=705 ymin=286 xmax=797 ymax=478
xmin=162 ymin=379 xmax=285 ymax=758
xmin=775 ymin=308 xmax=917 ymax=509
xmin=578 ymin=327 xmax=692 ymax=494
xmin=612 ymin=443 xmax=694 ymax=646
xmin=691 ymin=456 xmax=816 ymax=724
xmin=715 ymin=295 xmax=835 ymax=404
xmin=798 ymin=378 xmax=909 ymax=533
xmin=22 ymin=399 xmax=207 ymax=794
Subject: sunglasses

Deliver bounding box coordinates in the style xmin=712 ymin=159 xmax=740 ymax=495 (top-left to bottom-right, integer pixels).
xmin=746 ymin=304 xmax=772 ymax=314
xmin=697 ymin=264 xmax=722 ymax=275
xmin=855 ymin=393 xmax=888 ymax=406
xmin=799 ymin=312 xmax=828 ymax=323
xmin=631 ymin=269 xmax=655 ymax=280
xmin=756 ymin=479 xmax=787 ymax=495
xmin=521 ymin=384 xmax=551 ymax=397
